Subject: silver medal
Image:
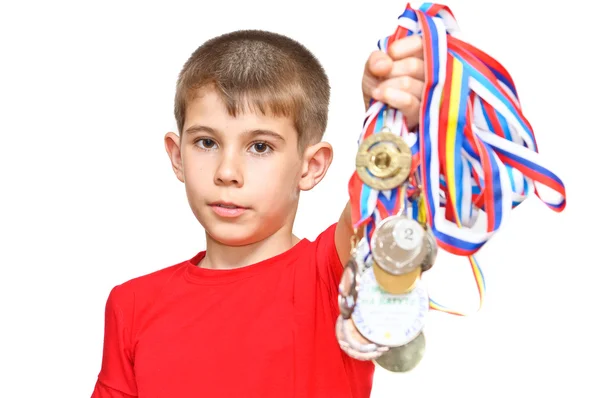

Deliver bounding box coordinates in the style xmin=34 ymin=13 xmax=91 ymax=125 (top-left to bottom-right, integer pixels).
xmin=354 ymin=237 xmax=376 ymax=275
xmin=338 ymin=237 xmax=375 ymax=318
xmin=375 ymin=331 xmax=426 ymax=372
xmin=351 ymin=267 xmax=429 ymax=347
xmin=421 ymin=227 xmax=438 ymax=272
xmin=338 ymin=258 xmax=359 ymax=319
xmin=370 ymin=215 xmax=427 ymax=275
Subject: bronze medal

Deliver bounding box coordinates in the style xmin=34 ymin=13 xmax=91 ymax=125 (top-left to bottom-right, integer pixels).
xmin=355 ymin=132 xmax=412 ymax=190
xmin=374 ymin=331 xmax=426 ymax=372
xmin=370 ymin=215 xmax=427 ymax=276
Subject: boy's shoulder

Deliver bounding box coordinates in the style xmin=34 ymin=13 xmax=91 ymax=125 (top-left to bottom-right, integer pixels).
xmin=125 ymin=256 xmax=192 ymax=287
xmin=105 ymin=254 xmax=199 ymax=308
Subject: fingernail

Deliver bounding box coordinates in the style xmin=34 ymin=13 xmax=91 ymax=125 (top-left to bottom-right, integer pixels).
xmin=372 ymin=88 xmax=381 ymax=98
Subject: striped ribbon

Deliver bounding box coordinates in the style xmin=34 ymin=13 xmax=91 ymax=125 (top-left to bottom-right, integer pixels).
xmin=348 ymin=2 xmax=567 ymax=316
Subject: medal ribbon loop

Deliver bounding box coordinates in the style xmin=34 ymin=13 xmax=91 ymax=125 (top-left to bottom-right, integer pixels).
xmin=348 ymin=2 xmax=567 ymax=316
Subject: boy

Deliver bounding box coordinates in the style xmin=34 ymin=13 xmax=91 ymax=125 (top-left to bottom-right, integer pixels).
xmin=91 ymin=29 xmax=425 ymax=398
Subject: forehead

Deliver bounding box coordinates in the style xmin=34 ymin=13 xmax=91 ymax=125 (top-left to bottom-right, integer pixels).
xmin=183 ymin=88 xmax=298 ymax=141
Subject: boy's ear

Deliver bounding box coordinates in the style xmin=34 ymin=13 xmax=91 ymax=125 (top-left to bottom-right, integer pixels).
xmin=164 ymin=132 xmax=185 ymax=183
xmin=298 ymin=141 xmax=333 ymax=191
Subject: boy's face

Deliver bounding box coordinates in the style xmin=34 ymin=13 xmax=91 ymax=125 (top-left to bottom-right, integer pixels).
xmin=165 ymin=88 xmax=332 ymax=246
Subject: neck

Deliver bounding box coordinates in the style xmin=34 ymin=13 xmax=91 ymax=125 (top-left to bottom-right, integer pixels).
xmin=200 ymin=225 xmax=301 ymax=270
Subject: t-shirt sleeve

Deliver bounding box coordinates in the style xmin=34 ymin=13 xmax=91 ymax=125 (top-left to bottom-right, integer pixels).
xmin=91 ymin=380 xmax=137 ymax=398
xmin=91 ymin=285 xmax=138 ymax=397
xmin=314 ymin=222 xmax=344 ymax=313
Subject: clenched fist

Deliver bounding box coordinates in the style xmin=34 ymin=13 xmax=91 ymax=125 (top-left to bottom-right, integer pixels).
xmin=362 ymin=35 xmax=425 ymax=131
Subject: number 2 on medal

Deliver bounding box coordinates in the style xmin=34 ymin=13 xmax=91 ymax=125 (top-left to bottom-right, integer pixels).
xmin=404 ymin=228 xmax=413 ymax=241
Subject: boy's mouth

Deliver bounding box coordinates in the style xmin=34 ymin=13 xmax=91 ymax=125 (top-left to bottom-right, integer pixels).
xmin=210 ymin=201 xmax=247 ymax=209
xmin=209 ymin=201 xmax=249 ymax=217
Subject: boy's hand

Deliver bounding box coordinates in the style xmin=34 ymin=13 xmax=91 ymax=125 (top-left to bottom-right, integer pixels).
xmin=361 ymin=35 xmax=425 ymax=131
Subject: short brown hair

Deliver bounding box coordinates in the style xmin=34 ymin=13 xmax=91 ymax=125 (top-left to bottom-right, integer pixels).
xmin=174 ymin=29 xmax=330 ymax=149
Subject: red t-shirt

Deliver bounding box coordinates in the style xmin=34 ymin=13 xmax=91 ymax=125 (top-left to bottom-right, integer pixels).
xmin=91 ymin=223 xmax=375 ymax=398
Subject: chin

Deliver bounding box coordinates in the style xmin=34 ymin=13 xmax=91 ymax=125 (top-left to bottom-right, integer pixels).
xmin=194 ymin=205 xmax=285 ymax=247
xmin=203 ymin=220 xmax=263 ymax=247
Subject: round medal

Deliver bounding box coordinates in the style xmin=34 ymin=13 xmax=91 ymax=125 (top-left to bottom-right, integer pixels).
xmin=354 ymin=237 xmax=372 ymax=274
xmin=351 ymin=267 xmax=429 ymax=347
xmin=421 ymin=227 xmax=438 ymax=272
xmin=355 ymin=132 xmax=412 ymax=190
xmin=338 ymin=258 xmax=359 ymax=319
xmin=370 ymin=215 xmax=427 ymax=275
xmin=374 ymin=331 xmax=426 ymax=372
xmin=372 ymin=260 xmax=421 ymax=295
xmin=392 ymin=217 xmax=425 ymax=251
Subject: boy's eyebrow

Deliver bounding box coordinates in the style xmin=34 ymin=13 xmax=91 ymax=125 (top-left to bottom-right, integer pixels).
xmin=184 ymin=125 xmax=216 ymax=136
xmin=243 ymin=129 xmax=286 ymax=142
xmin=185 ymin=124 xmax=285 ymax=142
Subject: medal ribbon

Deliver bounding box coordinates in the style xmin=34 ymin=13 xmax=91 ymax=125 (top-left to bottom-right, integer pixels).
xmin=349 ymin=103 xmax=420 ymax=247
xmin=348 ymin=2 xmax=567 ymax=316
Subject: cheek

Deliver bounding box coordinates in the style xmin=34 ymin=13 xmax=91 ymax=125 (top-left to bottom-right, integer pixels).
xmin=245 ymin=157 xmax=300 ymax=199
xmin=182 ymin=150 xmax=213 ymax=191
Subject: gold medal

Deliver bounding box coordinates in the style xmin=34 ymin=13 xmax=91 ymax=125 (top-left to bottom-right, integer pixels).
xmin=355 ymin=132 xmax=412 ymax=190
xmin=374 ymin=331 xmax=426 ymax=372
xmin=372 ymin=260 xmax=421 ymax=295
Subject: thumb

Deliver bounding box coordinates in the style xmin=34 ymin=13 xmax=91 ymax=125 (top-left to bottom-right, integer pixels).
xmin=364 ymin=50 xmax=392 ymax=78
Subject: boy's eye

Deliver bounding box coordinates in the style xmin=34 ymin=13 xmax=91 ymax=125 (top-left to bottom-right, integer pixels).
xmin=197 ymin=139 xmax=216 ymax=149
xmin=249 ymin=142 xmax=272 ymax=155
xmin=253 ymin=143 xmax=268 ymax=153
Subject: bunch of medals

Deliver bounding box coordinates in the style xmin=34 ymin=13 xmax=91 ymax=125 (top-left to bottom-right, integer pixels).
xmin=337 ymin=115 xmax=432 ymax=372
xmin=336 ymin=2 xmax=567 ymax=373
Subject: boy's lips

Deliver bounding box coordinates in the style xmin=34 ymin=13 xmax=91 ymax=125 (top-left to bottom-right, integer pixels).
xmin=209 ymin=201 xmax=249 ymax=218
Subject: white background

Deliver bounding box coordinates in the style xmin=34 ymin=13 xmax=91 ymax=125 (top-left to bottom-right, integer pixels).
xmin=1 ymin=0 xmax=598 ymax=397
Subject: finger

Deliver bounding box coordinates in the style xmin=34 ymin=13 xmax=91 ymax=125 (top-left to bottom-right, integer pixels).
xmin=373 ymin=76 xmax=424 ymax=101
xmin=341 ymin=345 xmax=384 ymax=361
xmin=388 ymin=35 xmax=424 ymax=60
xmin=386 ymin=57 xmax=424 ymax=81
xmin=372 ymin=86 xmax=421 ymax=128
xmin=364 ymin=50 xmax=393 ymax=78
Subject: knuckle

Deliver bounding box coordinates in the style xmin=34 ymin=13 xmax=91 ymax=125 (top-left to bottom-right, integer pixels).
xmin=397 ymin=76 xmax=412 ymax=90
xmin=405 ymin=57 xmax=419 ymax=74
xmin=390 ymin=41 xmax=402 ymax=57
xmin=409 ymin=96 xmax=421 ymax=112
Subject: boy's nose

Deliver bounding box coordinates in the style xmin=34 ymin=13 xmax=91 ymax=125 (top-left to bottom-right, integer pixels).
xmin=214 ymin=153 xmax=244 ymax=187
